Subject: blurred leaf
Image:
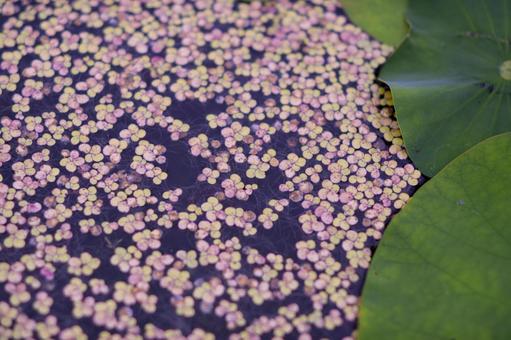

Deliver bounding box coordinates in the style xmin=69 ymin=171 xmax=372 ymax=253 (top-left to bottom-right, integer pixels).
xmin=342 ymin=0 xmax=408 ymax=46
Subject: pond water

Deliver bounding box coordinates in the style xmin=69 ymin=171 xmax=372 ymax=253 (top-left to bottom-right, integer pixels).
xmin=0 ymin=0 xmax=422 ymax=338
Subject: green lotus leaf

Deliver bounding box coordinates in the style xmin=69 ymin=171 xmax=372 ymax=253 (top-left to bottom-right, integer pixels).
xmin=381 ymin=0 xmax=511 ymax=176
xmin=342 ymin=0 xmax=408 ymax=46
xmin=358 ymin=132 xmax=511 ymax=340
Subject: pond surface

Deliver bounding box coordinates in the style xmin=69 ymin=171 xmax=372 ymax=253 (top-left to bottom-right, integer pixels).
xmin=0 ymin=0 xmax=422 ymax=338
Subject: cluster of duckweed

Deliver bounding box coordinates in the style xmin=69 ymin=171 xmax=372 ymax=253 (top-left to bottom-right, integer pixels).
xmin=0 ymin=0 xmax=422 ymax=338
